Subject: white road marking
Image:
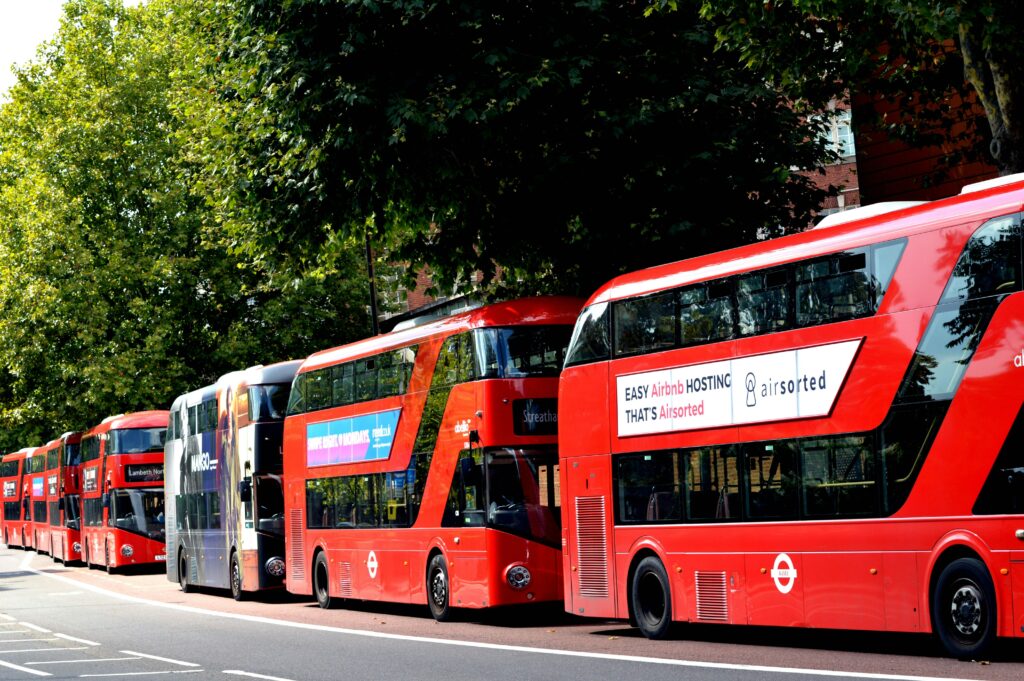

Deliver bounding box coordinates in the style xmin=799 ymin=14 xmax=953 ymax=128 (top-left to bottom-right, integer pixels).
xmin=27 ymin=657 xmax=143 ymax=666
xmin=54 ymin=632 xmax=100 ymax=646
xmin=120 ymin=651 xmax=200 ymax=668
xmin=0 ymin=630 xmax=30 ymax=635
xmin=0 ymin=614 xmax=18 ymax=621
xmin=47 ymin=591 xmax=83 ymax=596
xmin=223 ymin=671 xmax=298 ymax=681
xmin=0 ymin=638 xmax=60 ymax=644
xmin=0 ymin=646 xmax=88 ymax=653
xmin=26 ymin=567 xmax=981 ymax=681
xmin=0 ymin=658 xmax=51 ymax=677
xmin=18 ymin=622 xmax=52 ymax=634
xmin=79 ymin=672 xmax=203 ymax=678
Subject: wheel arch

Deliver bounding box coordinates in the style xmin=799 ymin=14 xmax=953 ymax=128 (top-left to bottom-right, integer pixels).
xmin=924 ymin=531 xmax=995 ymax=635
xmin=625 ymin=542 xmax=671 ymax=628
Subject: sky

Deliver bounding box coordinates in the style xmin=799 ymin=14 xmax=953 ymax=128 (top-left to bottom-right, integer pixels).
xmin=0 ymin=0 xmax=67 ymax=101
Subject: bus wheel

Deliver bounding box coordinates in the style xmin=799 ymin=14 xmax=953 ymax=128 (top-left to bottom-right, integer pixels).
xmin=178 ymin=551 xmax=192 ymax=593
xmin=631 ymin=556 xmax=673 ymax=640
xmin=932 ymin=557 xmax=997 ymax=659
xmin=230 ymin=552 xmax=246 ymax=602
xmin=313 ymin=552 xmax=333 ymax=609
xmin=427 ymin=553 xmax=452 ymax=622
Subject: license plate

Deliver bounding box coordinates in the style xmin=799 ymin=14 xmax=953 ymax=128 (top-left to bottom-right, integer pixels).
xmin=155 ymin=555 xmax=167 ymax=561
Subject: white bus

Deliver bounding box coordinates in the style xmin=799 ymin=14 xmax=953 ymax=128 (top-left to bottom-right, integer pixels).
xmin=165 ymin=360 xmax=301 ymax=599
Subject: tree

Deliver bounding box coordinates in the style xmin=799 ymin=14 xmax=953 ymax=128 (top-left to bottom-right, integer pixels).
xmin=696 ymin=1 xmax=1024 ymax=175
xmin=189 ymin=0 xmax=837 ymax=299
xmin=0 ymin=0 xmax=369 ymax=451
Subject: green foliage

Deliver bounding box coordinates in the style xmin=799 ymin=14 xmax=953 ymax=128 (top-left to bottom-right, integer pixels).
xmin=189 ymin=0 xmax=834 ymax=298
xmin=698 ymin=0 xmax=1024 ymax=174
xmin=0 ymin=0 xmax=369 ymax=452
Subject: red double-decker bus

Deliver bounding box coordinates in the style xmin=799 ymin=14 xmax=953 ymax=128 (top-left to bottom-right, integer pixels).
xmin=80 ymin=411 xmax=168 ymax=572
xmin=283 ymin=297 xmax=580 ymax=619
xmin=26 ymin=446 xmax=49 ymax=553
xmin=559 ymin=173 xmax=1024 ymax=658
xmin=1 ymin=448 xmax=34 ymax=548
xmin=46 ymin=432 xmax=83 ymax=564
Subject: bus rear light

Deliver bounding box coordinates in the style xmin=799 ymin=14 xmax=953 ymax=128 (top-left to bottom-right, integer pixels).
xmin=120 ymin=544 xmax=134 ymax=558
xmin=265 ymin=556 xmax=286 ymax=578
xmin=505 ymin=564 xmax=532 ymax=590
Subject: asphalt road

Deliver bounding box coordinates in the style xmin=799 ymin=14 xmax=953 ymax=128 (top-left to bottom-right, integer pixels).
xmin=1 ymin=546 xmax=1022 ymax=681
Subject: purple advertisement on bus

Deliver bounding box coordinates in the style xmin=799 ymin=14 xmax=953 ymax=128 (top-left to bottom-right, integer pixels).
xmin=306 ymin=409 xmax=401 ymax=466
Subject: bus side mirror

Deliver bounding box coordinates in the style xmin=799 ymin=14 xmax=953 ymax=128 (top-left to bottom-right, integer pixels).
xmin=101 ymin=492 xmax=110 ymax=509
xmin=239 ymin=479 xmax=252 ymax=503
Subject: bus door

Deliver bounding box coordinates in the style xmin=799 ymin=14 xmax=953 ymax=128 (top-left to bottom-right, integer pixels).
xmin=740 ymin=441 xmax=806 ymax=627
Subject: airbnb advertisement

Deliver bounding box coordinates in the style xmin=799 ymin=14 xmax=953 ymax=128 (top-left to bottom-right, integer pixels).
xmin=616 ymin=339 xmax=861 ymax=437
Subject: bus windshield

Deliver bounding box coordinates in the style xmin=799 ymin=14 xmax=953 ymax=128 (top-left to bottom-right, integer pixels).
xmin=248 ymin=384 xmax=290 ymax=421
xmin=446 ymin=447 xmax=561 ymax=547
xmin=476 ymin=326 xmax=571 ymax=379
xmin=108 ymin=428 xmax=166 ymax=454
xmin=255 ymin=474 xmax=284 ymax=534
xmin=64 ymin=494 xmax=80 ymax=529
xmin=110 ymin=488 xmax=165 ymax=541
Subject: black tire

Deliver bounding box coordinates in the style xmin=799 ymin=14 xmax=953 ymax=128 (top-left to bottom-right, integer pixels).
xmin=427 ymin=553 xmax=452 ymax=622
xmin=631 ymin=556 xmax=673 ymax=639
xmin=313 ymin=552 xmax=333 ymax=609
xmin=178 ymin=550 xmax=192 ymax=593
xmin=230 ymin=552 xmax=246 ymax=601
xmin=932 ymin=557 xmax=997 ymax=659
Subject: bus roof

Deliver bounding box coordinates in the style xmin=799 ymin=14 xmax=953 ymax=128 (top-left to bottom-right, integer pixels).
xmin=584 ymin=174 xmax=1024 ymax=307
xmin=87 ymin=410 xmax=169 ymax=434
xmin=239 ymin=359 xmax=303 ymax=386
xmin=299 ymin=296 xmax=582 ymax=374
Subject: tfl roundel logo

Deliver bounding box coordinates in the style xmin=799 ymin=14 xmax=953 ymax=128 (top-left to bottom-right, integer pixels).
xmin=770 ymin=553 xmax=797 ymax=594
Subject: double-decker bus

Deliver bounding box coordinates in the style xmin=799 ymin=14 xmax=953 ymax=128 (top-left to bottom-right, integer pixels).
xmin=26 ymin=446 xmax=49 ymax=553
xmin=558 ymin=173 xmax=1024 ymax=658
xmin=167 ymin=360 xmax=301 ymax=600
xmin=283 ymin=297 xmax=580 ymax=619
xmin=46 ymin=432 xmax=83 ymax=564
xmin=1 ymin=448 xmax=33 ymax=548
xmin=80 ymin=411 xmax=168 ymax=572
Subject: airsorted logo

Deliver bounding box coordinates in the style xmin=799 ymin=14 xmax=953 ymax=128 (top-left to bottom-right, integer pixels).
xmin=616 ymin=339 xmax=861 ymax=437
xmin=1015 ymin=348 xmax=1024 ymax=368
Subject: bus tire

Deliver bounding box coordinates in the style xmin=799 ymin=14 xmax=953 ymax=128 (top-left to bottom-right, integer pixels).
xmin=932 ymin=557 xmax=997 ymax=659
xmin=313 ymin=552 xmax=333 ymax=609
xmin=631 ymin=556 xmax=673 ymax=640
xmin=178 ymin=550 xmax=192 ymax=593
xmin=230 ymin=552 xmax=246 ymax=602
xmin=427 ymin=553 xmax=452 ymax=622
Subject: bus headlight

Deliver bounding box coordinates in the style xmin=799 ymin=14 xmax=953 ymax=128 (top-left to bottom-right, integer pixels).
xmin=120 ymin=544 xmax=134 ymax=558
xmin=72 ymin=542 xmax=82 ymax=554
xmin=505 ymin=564 xmax=531 ymax=590
xmin=265 ymin=556 xmax=286 ymax=578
